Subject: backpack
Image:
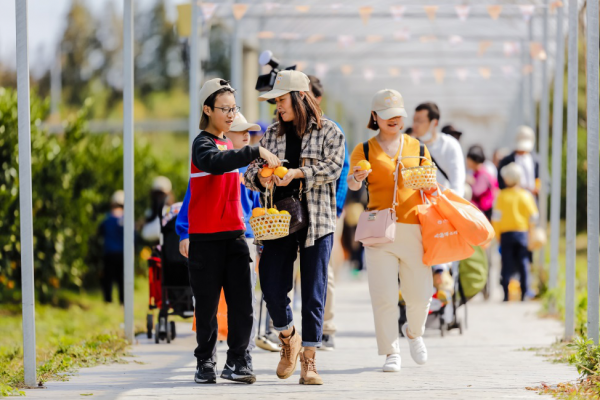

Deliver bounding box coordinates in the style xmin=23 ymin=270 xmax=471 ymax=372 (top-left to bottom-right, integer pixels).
xmin=458 ymin=246 xmax=488 ymax=299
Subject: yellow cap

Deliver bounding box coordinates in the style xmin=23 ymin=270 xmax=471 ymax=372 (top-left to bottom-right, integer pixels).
xmin=371 ymin=89 xmax=408 ymax=120
xmin=258 ymin=70 xmax=310 ymax=101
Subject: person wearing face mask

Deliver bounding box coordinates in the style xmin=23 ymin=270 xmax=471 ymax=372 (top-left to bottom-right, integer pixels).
xmin=347 ymin=89 xmax=434 ymax=373
xmin=244 ymin=70 xmax=345 ymax=386
xmin=411 ymin=102 xmax=465 ymax=197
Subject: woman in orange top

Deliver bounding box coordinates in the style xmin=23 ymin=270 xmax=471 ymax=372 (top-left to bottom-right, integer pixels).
xmin=347 ymin=89 xmax=433 ymax=373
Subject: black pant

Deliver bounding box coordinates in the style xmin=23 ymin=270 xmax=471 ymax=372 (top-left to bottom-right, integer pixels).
xmin=500 ymin=232 xmax=531 ymax=301
xmin=102 ymin=253 xmax=124 ymax=304
xmin=188 ymin=236 xmax=253 ymax=362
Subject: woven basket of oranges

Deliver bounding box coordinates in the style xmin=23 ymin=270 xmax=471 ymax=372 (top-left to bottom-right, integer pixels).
xmin=249 ymin=187 xmax=291 ymax=240
xmin=400 ymin=156 xmax=438 ymax=190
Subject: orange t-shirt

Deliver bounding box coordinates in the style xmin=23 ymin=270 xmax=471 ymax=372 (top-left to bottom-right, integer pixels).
xmin=349 ymin=134 xmax=432 ymax=225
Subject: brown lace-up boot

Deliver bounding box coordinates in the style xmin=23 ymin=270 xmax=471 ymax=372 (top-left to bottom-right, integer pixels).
xmin=299 ymin=351 xmax=323 ymax=385
xmin=276 ymin=327 xmax=302 ymax=379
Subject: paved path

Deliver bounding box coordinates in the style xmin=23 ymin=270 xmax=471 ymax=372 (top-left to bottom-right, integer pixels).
xmin=27 ymin=272 xmax=579 ymax=399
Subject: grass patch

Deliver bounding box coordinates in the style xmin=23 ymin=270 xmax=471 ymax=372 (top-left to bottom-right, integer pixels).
xmin=0 ymin=277 xmax=155 ymax=396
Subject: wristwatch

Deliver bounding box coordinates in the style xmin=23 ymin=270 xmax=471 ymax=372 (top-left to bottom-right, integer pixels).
xmin=352 ymin=174 xmax=360 ymax=184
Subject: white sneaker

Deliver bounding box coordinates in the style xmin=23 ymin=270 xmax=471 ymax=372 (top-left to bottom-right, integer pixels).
xmin=383 ymin=354 xmax=401 ymax=372
xmin=401 ymin=323 xmax=427 ymax=365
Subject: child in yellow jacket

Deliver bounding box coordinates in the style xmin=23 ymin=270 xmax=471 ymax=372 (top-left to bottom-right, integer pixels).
xmin=492 ymin=163 xmax=539 ymax=301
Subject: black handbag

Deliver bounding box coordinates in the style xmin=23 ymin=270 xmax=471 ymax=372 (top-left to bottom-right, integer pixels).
xmin=275 ymin=192 xmax=308 ymax=234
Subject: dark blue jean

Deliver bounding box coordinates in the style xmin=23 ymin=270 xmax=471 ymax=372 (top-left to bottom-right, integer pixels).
xmin=500 ymin=231 xmax=531 ymax=301
xmin=259 ymin=228 xmax=333 ymax=347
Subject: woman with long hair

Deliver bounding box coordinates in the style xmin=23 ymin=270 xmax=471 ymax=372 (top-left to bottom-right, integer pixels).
xmin=244 ymin=70 xmax=345 ymax=385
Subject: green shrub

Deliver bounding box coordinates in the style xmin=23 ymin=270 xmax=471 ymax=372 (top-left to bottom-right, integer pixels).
xmin=0 ymin=87 xmax=187 ymax=303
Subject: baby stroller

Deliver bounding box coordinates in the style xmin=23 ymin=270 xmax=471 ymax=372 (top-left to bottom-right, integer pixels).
xmin=147 ymin=203 xmax=194 ymax=343
xmin=399 ymin=246 xmax=488 ymax=337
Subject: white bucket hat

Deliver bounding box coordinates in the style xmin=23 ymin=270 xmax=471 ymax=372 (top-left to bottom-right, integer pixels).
xmin=371 ymin=89 xmax=408 ymax=120
xmin=258 ymin=70 xmax=310 ymax=101
xmin=515 ymin=125 xmax=535 ymax=152
xmin=500 ymin=162 xmax=523 ymax=187
xmin=230 ymin=112 xmax=261 ymax=132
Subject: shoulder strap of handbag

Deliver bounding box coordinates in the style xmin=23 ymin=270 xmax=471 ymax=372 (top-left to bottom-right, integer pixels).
xmin=420 ymin=142 xmax=449 ymax=181
xmin=363 ymin=141 xmax=371 ymax=205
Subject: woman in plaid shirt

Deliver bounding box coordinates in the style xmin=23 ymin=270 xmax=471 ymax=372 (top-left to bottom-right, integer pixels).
xmin=244 ymin=71 xmax=345 ymax=385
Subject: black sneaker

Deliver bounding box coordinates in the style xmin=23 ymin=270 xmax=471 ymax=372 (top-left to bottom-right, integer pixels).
xmin=320 ymin=334 xmax=335 ymax=351
xmin=194 ymin=360 xmax=217 ymax=384
xmin=244 ymin=351 xmax=253 ymax=372
xmin=221 ymin=357 xmax=256 ymax=384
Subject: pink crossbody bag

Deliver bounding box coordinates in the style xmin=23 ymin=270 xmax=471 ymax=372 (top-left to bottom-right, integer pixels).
xmin=354 ymin=138 xmax=403 ymax=246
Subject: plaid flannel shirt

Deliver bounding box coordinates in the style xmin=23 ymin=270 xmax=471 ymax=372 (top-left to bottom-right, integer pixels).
xmin=244 ymin=118 xmax=346 ymax=247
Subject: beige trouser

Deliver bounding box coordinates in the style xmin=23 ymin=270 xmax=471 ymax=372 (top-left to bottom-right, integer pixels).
xmin=365 ymin=223 xmax=433 ymax=355
xmin=323 ymin=216 xmax=345 ymax=335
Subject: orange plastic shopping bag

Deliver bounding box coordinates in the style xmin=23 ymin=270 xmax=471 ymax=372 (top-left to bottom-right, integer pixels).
xmin=192 ymin=289 xmax=228 ymax=339
xmin=417 ymin=200 xmax=475 ymax=266
xmin=217 ymin=290 xmax=228 ymax=340
xmin=434 ymin=188 xmax=495 ymax=247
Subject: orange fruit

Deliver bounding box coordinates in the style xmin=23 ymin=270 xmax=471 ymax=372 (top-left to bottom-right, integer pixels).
xmin=357 ymin=160 xmax=371 ymax=171
xmin=267 ymin=208 xmax=279 ymax=214
xmin=252 ymin=208 xmax=266 ymax=218
xmin=274 ymin=166 xmax=288 ymax=179
xmin=279 ymin=210 xmax=290 ymax=215
xmin=261 ymin=167 xmax=274 ymax=177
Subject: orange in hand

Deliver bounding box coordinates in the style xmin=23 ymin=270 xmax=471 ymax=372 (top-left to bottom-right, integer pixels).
xmin=274 ymin=166 xmax=288 ymax=179
xmin=261 ymin=167 xmax=274 ymax=177
xmin=357 ymin=160 xmax=371 ymax=171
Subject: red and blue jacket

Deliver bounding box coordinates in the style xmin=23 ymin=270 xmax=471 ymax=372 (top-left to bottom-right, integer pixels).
xmin=189 ymin=131 xmax=260 ymax=241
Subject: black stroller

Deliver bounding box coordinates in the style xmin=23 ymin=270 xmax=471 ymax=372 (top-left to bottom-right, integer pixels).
xmin=147 ymin=203 xmax=194 ymax=343
xmin=399 ymin=247 xmax=488 ymax=337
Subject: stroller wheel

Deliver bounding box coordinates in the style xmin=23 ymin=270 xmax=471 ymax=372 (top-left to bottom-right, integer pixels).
xmin=154 ymin=329 xmax=159 ymax=344
xmin=458 ymin=320 xmax=464 ymax=335
xmin=166 ymin=318 xmax=172 ymax=344
xmin=170 ymin=321 xmax=177 ymax=340
xmin=146 ymin=314 xmax=153 ymax=339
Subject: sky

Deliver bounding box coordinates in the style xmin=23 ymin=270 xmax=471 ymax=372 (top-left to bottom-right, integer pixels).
xmin=0 ymin=0 xmax=188 ymax=78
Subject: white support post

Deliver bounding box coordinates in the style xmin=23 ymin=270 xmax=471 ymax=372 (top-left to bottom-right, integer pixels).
xmin=189 ymin=1 xmax=201 ymax=157
xmin=231 ymin=21 xmax=243 ymax=110
xmin=587 ymin=0 xmax=600 ymax=344
xmin=537 ymin=0 xmax=550 ymax=270
xmin=549 ymin=4 xmax=565 ymax=294
xmin=15 ymin=0 xmax=36 ymax=387
xmin=123 ymin=0 xmax=135 ymax=344
xmin=564 ymin=0 xmax=578 ymax=341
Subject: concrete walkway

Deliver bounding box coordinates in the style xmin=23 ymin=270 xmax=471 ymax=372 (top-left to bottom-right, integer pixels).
xmin=27 ymin=274 xmax=579 ymax=399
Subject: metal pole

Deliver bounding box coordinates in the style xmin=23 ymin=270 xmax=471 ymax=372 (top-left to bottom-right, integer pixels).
xmin=15 ymin=0 xmax=36 ymax=387
xmin=537 ymin=0 xmax=550 ymax=271
xmin=564 ymin=0 xmax=578 ymax=341
xmin=50 ymin=46 xmax=61 ymax=117
xmin=231 ymin=21 xmax=243 ymax=110
xmin=549 ymin=4 xmax=565 ymax=294
xmin=189 ymin=1 xmax=200 ymax=156
xmin=528 ymin=20 xmax=536 ymax=129
xmin=123 ymin=0 xmax=135 ymax=344
xmin=587 ymin=0 xmax=600 ymax=345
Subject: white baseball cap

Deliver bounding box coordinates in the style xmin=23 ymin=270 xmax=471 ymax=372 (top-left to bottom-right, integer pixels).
xmin=199 ymin=78 xmax=234 ymax=107
xmin=230 ymin=112 xmax=261 ymax=132
xmin=111 ymin=190 xmax=124 ymax=206
xmin=371 ymin=89 xmax=408 ymax=120
xmin=152 ymin=176 xmax=172 ymax=193
xmin=515 ymin=125 xmax=535 ymax=152
xmin=258 ymin=70 xmax=310 ymax=101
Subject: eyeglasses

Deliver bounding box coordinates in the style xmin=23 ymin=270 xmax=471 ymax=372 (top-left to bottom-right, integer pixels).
xmin=214 ymin=106 xmax=241 ymax=115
